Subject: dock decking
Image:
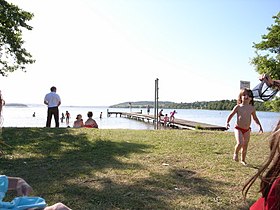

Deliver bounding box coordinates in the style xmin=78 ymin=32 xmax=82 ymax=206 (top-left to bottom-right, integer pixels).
xmin=107 ymin=111 xmax=227 ymax=131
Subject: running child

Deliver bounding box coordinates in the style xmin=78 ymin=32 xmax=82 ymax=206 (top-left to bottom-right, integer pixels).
xmin=226 ymin=88 xmax=263 ymax=166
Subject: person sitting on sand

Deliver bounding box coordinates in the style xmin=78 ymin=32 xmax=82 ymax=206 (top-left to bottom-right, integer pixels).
xmin=163 ymin=114 xmax=169 ymax=126
xmin=84 ymin=111 xmax=98 ymax=128
xmin=73 ymin=114 xmax=84 ymax=128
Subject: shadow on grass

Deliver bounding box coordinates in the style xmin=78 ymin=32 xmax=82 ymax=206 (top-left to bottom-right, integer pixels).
xmin=0 ymin=128 xmax=244 ymax=209
xmin=55 ymin=167 xmax=237 ymax=209
xmin=1 ymin=128 xmax=149 ymax=174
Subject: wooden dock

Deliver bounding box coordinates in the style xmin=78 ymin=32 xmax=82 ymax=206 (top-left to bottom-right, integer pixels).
xmin=107 ymin=111 xmax=227 ymax=131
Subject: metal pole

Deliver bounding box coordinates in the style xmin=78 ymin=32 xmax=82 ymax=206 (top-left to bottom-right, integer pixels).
xmin=156 ymin=78 xmax=159 ymax=129
xmin=154 ymin=79 xmax=157 ymax=129
xmin=154 ymin=78 xmax=159 ymax=130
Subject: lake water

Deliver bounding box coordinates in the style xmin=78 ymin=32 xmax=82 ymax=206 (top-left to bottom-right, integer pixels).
xmin=1 ymin=105 xmax=279 ymax=132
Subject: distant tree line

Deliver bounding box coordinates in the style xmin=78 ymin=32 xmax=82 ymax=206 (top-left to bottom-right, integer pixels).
xmin=110 ymin=100 xmax=273 ymax=112
xmin=162 ymin=100 xmax=270 ymax=111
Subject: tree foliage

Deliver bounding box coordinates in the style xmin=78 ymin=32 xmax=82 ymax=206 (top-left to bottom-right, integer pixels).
xmin=0 ymin=0 xmax=34 ymax=76
xmin=251 ymin=12 xmax=280 ymax=79
xmin=251 ymin=12 xmax=280 ymax=111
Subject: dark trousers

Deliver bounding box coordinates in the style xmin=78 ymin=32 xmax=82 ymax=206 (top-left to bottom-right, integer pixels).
xmin=46 ymin=107 xmax=59 ymax=127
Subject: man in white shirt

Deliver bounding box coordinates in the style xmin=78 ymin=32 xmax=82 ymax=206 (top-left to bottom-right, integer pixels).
xmin=44 ymin=86 xmax=61 ymax=127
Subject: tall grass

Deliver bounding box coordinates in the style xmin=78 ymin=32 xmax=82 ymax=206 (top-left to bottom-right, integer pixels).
xmin=0 ymin=128 xmax=271 ymax=209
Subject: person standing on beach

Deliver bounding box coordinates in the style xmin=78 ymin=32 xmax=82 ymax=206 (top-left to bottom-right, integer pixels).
xmin=169 ymin=110 xmax=177 ymax=123
xmin=65 ymin=111 xmax=70 ymax=127
xmin=60 ymin=112 xmax=65 ymax=123
xmin=226 ymin=88 xmax=263 ymax=166
xmin=0 ymin=90 xmax=5 ymax=116
xmin=44 ymin=86 xmax=61 ymax=127
xmin=158 ymin=109 xmax=164 ymax=121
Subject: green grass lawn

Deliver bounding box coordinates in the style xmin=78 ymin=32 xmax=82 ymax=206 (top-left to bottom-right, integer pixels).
xmin=0 ymin=128 xmax=271 ymax=209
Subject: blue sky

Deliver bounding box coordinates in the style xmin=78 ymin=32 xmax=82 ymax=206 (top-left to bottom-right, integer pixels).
xmin=1 ymin=0 xmax=279 ymax=106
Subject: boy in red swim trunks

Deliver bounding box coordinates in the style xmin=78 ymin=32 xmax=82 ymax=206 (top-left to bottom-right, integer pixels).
xmin=226 ymin=88 xmax=263 ymax=166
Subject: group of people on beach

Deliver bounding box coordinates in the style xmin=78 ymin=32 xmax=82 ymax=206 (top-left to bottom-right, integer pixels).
xmin=73 ymin=111 xmax=98 ymax=128
xmin=0 ymin=74 xmax=280 ymax=209
xmin=0 ymin=88 xmax=72 ymax=209
xmin=60 ymin=111 xmax=70 ymax=125
xmin=44 ymin=86 xmax=98 ymax=129
xmin=158 ymin=109 xmax=177 ymax=126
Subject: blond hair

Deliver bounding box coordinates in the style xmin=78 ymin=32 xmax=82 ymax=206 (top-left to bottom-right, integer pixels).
xmin=237 ymin=88 xmax=254 ymax=105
